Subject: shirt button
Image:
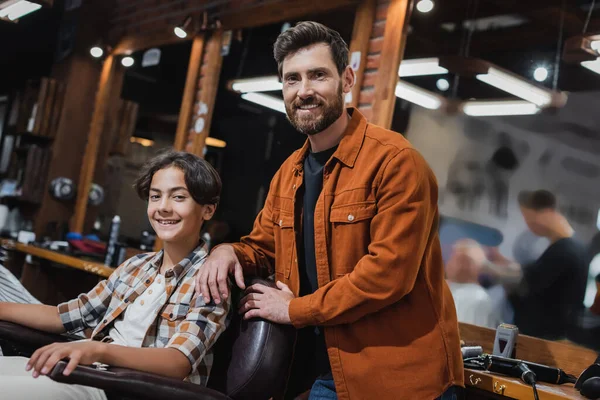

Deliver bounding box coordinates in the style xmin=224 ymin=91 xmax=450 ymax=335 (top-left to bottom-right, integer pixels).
xmin=293 ymin=184 xmax=296 ymax=190
xmin=294 ymin=258 xmax=297 ymax=263
xmin=140 ymin=300 xmax=145 ymax=306
xmin=347 ymin=214 xmax=355 ymax=221
xmin=157 ymin=278 xmax=161 ymax=284
xmin=279 ymin=220 xmax=283 ymax=227
xmin=148 ymin=289 xmax=153 ymax=295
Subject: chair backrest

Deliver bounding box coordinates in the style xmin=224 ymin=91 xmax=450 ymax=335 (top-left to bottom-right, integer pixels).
xmin=207 ymin=278 xmax=296 ymax=400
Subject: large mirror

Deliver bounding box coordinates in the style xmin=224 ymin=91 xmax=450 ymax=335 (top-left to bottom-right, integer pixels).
xmin=84 ymin=41 xmax=196 ymax=252
xmin=392 ymin=0 xmax=600 ymax=351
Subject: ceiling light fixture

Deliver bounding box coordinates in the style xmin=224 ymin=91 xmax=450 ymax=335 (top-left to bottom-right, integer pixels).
xmin=121 ymin=56 xmax=135 ymax=67
xmin=533 ymin=66 xmax=549 ymax=82
xmin=462 ymin=100 xmax=540 ymax=117
xmin=90 ymin=46 xmax=104 ymax=58
xmin=230 ymin=76 xmax=282 ymax=93
xmin=436 ymin=78 xmax=450 ymax=91
xmin=395 ymin=80 xmax=443 ymax=110
xmin=0 ymin=0 xmax=42 ymax=21
xmin=591 ymin=40 xmax=600 ymax=52
xmin=130 ymin=137 xmax=154 ymax=147
xmin=174 ymin=15 xmax=192 ymax=39
xmin=476 ymin=67 xmax=553 ymax=107
xmin=416 ymin=0 xmax=434 ymax=13
xmin=399 ymin=58 xmax=448 ymax=77
xmin=241 ymin=92 xmax=286 ymax=113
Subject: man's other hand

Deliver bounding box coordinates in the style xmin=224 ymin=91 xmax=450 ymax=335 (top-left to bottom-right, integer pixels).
xmin=238 ymin=281 xmax=294 ymax=324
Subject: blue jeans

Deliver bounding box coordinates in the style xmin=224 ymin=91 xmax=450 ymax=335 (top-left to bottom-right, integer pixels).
xmin=308 ymin=378 xmax=337 ymax=400
xmin=308 ymin=380 xmax=462 ymax=400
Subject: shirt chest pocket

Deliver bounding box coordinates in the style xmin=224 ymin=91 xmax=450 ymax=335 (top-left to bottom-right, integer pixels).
xmin=109 ymin=279 xmax=134 ymax=308
xmin=329 ymin=201 xmax=376 ymax=276
xmin=160 ymin=303 xmax=190 ymax=327
xmin=272 ymin=210 xmax=294 ymax=279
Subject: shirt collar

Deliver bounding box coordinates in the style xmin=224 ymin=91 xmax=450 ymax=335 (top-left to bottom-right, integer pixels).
xmin=293 ymin=107 xmax=367 ymax=170
xmin=145 ymin=241 xmax=208 ymax=282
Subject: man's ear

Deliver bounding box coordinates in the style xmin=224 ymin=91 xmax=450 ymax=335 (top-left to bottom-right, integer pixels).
xmin=342 ymin=65 xmax=355 ymax=94
xmin=203 ymin=204 xmax=216 ymax=220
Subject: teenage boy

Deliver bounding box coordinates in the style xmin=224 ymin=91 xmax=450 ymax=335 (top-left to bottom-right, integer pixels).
xmin=0 ymin=150 xmax=230 ymax=400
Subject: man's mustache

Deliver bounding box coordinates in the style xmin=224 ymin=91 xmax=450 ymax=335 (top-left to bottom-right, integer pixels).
xmin=293 ymin=98 xmax=322 ymax=109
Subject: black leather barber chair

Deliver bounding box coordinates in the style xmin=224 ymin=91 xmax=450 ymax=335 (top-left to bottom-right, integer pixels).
xmin=0 ymin=278 xmax=296 ymax=400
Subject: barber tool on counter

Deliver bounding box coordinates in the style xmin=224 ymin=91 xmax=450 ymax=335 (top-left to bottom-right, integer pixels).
xmin=104 ymin=215 xmax=121 ymax=267
xmin=576 ymin=354 xmax=600 ymax=400
xmin=462 ymin=324 xmax=577 ymax=400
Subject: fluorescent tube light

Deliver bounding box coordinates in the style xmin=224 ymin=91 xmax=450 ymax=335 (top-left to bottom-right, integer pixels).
xmin=395 ymin=80 xmax=442 ymax=110
xmin=398 ymin=58 xmax=448 ymax=77
xmin=581 ymin=58 xmax=600 ymax=74
xmin=0 ymin=0 xmax=41 ymax=21
xmin=241 ymin=93 xmax=286 ymax=113
xmin=462 ymin=100 xmax=540 ymax=117
xmin=476 ymin=67 xmax=552 ymax=107
xmin=231 ymin=76 xmax=282 ymax=93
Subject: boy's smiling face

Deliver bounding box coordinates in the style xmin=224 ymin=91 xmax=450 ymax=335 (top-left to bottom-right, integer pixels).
xmin=147 ymin=166 xmax=214 ymax=245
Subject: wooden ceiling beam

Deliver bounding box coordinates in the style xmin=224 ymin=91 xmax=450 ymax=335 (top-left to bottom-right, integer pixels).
xmin=113 ymin=0 xmax=359 ymax=55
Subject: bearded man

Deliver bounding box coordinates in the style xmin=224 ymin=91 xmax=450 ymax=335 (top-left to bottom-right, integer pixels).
xmin=196 ymin=21 xmax=464 ymax=400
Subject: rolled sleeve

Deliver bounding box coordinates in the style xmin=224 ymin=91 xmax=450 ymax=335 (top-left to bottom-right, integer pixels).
xmin=167 ymin=293 xmax=231 ymax=373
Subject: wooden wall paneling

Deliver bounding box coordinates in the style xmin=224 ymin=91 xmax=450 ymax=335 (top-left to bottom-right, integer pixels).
xmin=174 ymin=35 xmax=206 ymax=151
xmin=31 ymin=78 xmax=48 ymax=135
xmin=40 ymin=79 xmax=57 ymax=137
xmin=112 ymin=100 xmax=139 ymax=156
xmin=70 ymin=55 xmax=118 ymax=234
xmin=347 ymin=0 xmax=376 ymax=108
xmin=33 ymin=0 xmax=116 ymax=238
xmin=81 ymin=63 xmax=127 ymax=233
xmin=33 ymin=57 xmax=104 ymax=237
xmin=48 ymin=82 xmax=65 ymax=139
xmin=370 ymin=0 xmax=411 ymax=128
xmin=187 ymin=29 xmax=224 ymax=156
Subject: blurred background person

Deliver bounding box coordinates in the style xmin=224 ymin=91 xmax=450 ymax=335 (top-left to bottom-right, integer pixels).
xmin=482 ymin=190 xmax=588 ymax=340
xmin=446 ymin=239 xmax=501 ymax=329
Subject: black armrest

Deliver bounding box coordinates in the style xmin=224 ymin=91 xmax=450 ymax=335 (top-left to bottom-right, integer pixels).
xmin=0 ymin=321 xmax=77 ymax=356
xmin=50 ymin=361 xmax=231 ymax=400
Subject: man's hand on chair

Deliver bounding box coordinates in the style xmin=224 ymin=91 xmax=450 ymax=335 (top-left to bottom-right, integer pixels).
xmin=196 ymin=245 xmax=246 ymax=305
xmin=239 ymin=282 xmax=294 ymax=324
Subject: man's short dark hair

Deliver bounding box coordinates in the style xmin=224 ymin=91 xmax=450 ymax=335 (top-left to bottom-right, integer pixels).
xmin=273 ymin=21 xmax=349 ymax=78
xmin=134 ymin=149 xmax=221 ymax=205
xmin=518 ymin=190 xmax=557 ymax=211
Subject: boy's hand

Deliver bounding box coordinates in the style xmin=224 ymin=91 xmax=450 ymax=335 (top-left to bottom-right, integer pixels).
xmin=196 ymin=245 xmax=245 ymax=305
xmin=238 ymin=281 xmax=294 ymax=324
xmin=26 ymin=340 xmax=105 ymax=378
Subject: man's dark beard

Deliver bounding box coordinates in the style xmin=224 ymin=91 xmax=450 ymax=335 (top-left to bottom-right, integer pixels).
xmin=285 ymin=83 xmax=344 ymax=136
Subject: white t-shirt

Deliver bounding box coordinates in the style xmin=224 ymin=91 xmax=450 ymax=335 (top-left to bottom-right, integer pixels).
xmin=109 ymin=273 xmax=168 ymax=347
xmin=447 ymin=281 xmax=501 ymax=329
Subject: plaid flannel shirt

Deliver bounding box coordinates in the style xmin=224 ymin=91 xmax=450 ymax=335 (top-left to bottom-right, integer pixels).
xmin=57 ymin=243 xmax=230 ymax=385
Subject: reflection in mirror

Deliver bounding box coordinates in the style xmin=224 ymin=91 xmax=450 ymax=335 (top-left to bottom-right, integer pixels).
xmin=393 ymin=1 xmax=600 ymax=351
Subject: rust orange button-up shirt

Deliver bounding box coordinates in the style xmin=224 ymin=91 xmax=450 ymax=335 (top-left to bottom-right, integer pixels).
xmin=232 ymin=109 xmax=463 ymax=399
